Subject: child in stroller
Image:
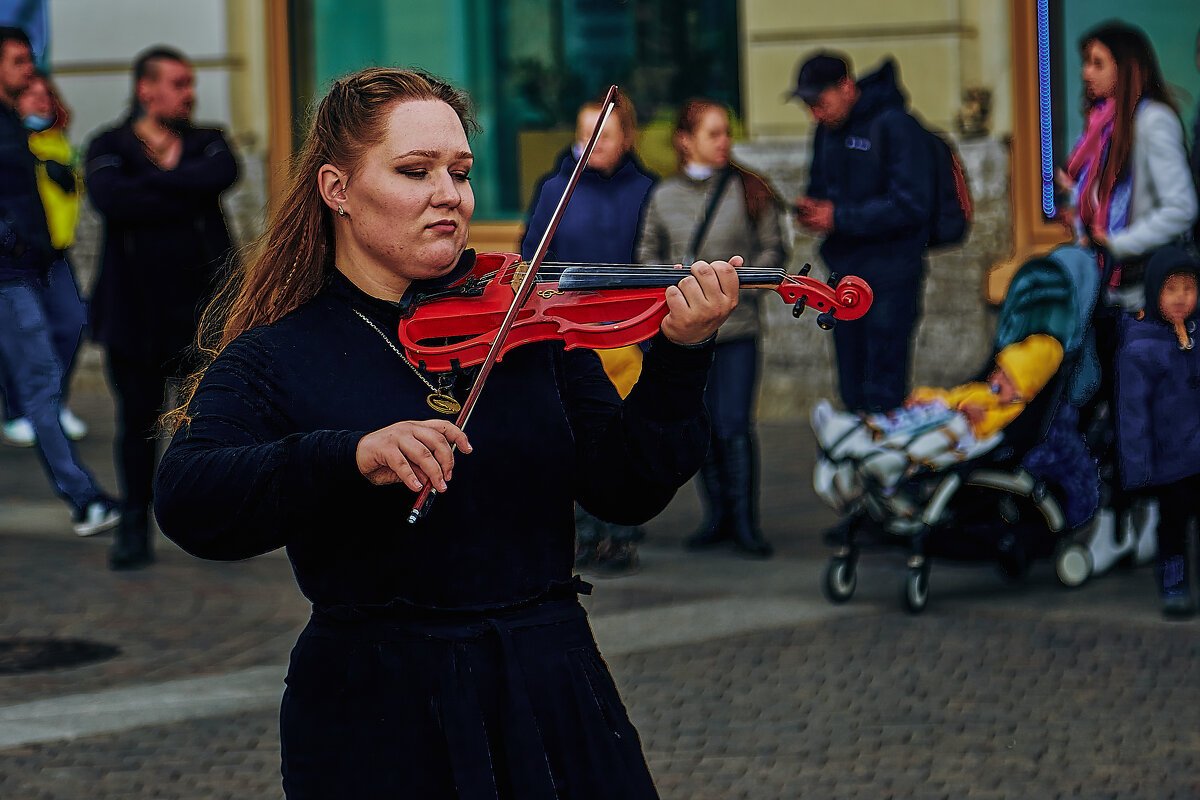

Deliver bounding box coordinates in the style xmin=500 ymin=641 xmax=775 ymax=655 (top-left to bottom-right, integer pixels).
xmin=812 ymin=334 xmax=1063 ymax=496
xmin=811 ymin=246 xmax=1102 ymax=612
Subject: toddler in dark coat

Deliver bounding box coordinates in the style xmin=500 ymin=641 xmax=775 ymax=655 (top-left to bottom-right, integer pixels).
xmin=1114 ymin=245 xmax=1200 ymax=618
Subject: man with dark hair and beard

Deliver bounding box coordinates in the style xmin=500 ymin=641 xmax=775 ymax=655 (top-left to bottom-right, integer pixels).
xmin=85 ymin=46 xmax=238 ymax=570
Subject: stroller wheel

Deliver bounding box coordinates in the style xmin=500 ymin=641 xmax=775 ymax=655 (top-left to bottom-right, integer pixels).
xmin=823 ymin=556 xmax=857 ymax=603
xmin=902 ymin=563 xmax=930 ymax=614
xmin=1056 ymin=541 xmax=1093 ymax=588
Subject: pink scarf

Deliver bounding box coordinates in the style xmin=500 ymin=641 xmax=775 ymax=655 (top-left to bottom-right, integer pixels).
xmin=1065 ymin=100 xmax=1117 ymax=236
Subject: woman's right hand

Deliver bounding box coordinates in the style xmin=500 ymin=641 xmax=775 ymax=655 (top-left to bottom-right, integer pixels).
xmin=355 ymin=420 xmax=472 ymax=490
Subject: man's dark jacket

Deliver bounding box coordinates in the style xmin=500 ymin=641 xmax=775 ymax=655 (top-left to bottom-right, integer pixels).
xmin=0 ymin=102 xmax=53 ymax=281
xmin=85 ymin=119 xmax=237 ymax=363
xmin=807 ymin=59 xmax=934 ymax=290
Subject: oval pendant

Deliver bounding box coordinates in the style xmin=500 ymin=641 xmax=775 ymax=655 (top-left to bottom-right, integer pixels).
xmin=426 ymin=391 xmax=462 ymax=415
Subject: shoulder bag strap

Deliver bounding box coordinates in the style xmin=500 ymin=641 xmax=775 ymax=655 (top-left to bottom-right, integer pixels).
xmin=684 ymin=166 xmax=734 ymax=266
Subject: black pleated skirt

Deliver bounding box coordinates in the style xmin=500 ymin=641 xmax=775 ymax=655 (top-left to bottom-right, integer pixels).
xmin=279 ymin=594 xmax=658 ymax=799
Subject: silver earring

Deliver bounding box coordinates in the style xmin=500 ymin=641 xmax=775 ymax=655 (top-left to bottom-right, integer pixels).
xmin=337 ymin=205 xmax=346 ymax=217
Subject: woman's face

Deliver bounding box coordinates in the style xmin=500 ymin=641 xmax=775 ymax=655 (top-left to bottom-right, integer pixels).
xmin=576 ymin=106 xmax=627 ymax=176
xmin=17 ymin=76 xmax=53 ymax=119
xmin=1083 ymin=41 xmax=1119 ymax=101
xmin=332 ymin=99 xmax=475 ymax=299
xmin=682 ymin=107 xmax=732 ymax=169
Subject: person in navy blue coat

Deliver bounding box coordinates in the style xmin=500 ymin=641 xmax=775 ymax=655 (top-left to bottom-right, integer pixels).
xmin=1115 ymin=245 xmax=1200 ymax=618
xmin=154 ymin=68 xmax=741 ymax=799
xmin=791 ymin=53 xmax=934 ymax=413
xmin=522 ymin=91 xmax=657 ymax=572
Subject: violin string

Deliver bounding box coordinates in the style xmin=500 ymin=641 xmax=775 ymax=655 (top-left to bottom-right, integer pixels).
xmin=464 ymin=262 xmax=805 ymax=286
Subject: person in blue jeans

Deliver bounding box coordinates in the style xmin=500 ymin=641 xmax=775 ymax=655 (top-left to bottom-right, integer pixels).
xmin=1 ymin=72 xmax=89 ymax=447
xmin=0 ymin=27 xmax=118 ymax=535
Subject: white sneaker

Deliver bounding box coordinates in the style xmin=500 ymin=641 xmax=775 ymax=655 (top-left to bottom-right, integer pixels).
xmin=59 ymin=408 xmax=88 ymax=440
xmin=73 ymin=497 xmax=121 ymax=537
xmin=1128 ymin=500 xmax=1159 ymax=566
xmin=2 ymin=417 xmax=36 ymax=447
xmin=1086 ymin=508 xmax=1135 ymax=576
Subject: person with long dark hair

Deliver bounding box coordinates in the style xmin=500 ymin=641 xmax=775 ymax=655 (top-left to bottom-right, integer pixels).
xmin=637 ymin=98 xmax=786 ymax=558
xmin=1060 ymin=21 xmax=1197 ymax=309
xmin=154 ymin=67 xmax=741 ymax=798
xmin=1058 ymin=22 xmax=1198 ymax=571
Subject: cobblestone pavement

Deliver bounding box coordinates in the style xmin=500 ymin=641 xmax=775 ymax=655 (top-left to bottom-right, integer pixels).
xmin=1 ymin=380 xmax=1198 ymax=799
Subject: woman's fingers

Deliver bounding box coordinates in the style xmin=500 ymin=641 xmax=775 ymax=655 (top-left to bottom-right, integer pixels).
xmin=660 ymin=257 xmax=741 ymax=345
xmin=356 ymin=420 xmax=471 ymax=489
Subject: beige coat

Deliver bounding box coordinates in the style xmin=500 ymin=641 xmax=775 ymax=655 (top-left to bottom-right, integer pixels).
xmin=637 ymin=170 xmax=786 ymax=341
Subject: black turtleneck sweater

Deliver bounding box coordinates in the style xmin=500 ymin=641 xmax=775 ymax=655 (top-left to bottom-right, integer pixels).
xmin=155 ymin=267 xmax=712 ymax=610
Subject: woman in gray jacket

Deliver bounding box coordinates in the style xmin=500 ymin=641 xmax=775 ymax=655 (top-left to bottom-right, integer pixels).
xmin=638 ymin=99 xmax=786 ymax=557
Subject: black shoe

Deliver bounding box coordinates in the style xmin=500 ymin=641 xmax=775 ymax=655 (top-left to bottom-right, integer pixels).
xmin=109 ymin=505 xmax=154 ymax=571
xmin=1162 ymin=594 xmax=1196 ymax=619
xmin=685 ymin=521 xmax=731 ymax=550
xmin=997 ymin=532 xmax=1030 ymax=581
xmin=733 ymin=530 xmax=774 ymax=559
xmin=724 ymin=434 xmax=773 ymax=559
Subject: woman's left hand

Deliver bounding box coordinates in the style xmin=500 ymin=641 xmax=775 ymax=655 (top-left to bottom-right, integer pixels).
xmin=1088 ymin=225 xmax=1109 ymax=249
xmin=659 ymin=256 xmax=741 ymax=346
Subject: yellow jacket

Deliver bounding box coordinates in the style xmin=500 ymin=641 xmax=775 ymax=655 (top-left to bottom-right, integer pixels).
xmin=908 ymin=383 xmax=1023 ymax=440
xmin=27 ymin=128 xmax=81 ymax=250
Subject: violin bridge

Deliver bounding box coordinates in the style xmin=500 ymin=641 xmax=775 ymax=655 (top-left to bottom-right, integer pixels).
xmin=511 ymin=261 xmax=533 ymax=295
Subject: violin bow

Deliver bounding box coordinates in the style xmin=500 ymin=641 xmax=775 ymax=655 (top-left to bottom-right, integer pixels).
xmin=408 ymin=85 xmax=620 ymax=524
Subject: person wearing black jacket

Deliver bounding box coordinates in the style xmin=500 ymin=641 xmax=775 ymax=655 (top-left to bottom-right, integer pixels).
xmin=792 ymin=53 xmax=934 ymax=413
xmin=85 ymin=46 xmax=237 ymax=570
xmin=155 ymin=67 xmax=737 ymax=799
xmin=0 ymin=26 xmax=119 ymax=535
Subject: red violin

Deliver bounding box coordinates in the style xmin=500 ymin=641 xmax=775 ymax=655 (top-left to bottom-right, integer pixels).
xmin=396 ymin=252 xmax=873 ymax=373
xmin=405 ymin=84 xmax=872 ymax=523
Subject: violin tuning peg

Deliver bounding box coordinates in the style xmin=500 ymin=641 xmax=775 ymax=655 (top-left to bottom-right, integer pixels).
xmin=816 ymin=311 xmax=837 ymax=330
xmin=798 ymin=263 xmax=812 ymax=277
xmin=826 ymin=271 xmax=841 ymax=288
xmin=792 ymin=296 xmax=807 ymax=318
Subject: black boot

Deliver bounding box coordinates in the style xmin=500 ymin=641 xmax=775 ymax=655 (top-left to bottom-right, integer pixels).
xmin=109 ymin=504 xmax=155 ymax=571
xmin=724 ymin=435 xmax=773 ymax=558
xmin=685 ymin=439 xmax=731 ymax=549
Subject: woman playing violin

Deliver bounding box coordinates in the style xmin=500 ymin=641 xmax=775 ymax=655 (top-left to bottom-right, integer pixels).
xmin=154 ymin=68 xmax=739 ymax=798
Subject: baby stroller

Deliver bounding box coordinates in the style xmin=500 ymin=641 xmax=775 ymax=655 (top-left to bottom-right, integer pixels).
xmin=812 ymin=246 xmax=1103 ymax=612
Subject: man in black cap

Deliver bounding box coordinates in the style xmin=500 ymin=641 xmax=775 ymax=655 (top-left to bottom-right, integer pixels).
xmin=791 ymin=51 xmax=934 ymax=414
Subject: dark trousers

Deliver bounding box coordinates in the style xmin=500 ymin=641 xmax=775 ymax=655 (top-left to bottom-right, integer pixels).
xmin=1155 ymin=473 xmax=1200 ymax=565
xmin=833 ymin=277 xmax=924 ymax=413
xmin=106 ymin=350 xmax=180 ymax=510
xmin=696 ymin=339 xmax=763 ymax=544
xmin=705 ymin=338 xmax=757 ymax=438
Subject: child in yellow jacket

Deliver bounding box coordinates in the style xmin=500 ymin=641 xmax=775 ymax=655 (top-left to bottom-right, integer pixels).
xmin=813 ymin=334 xmax=1064 ymax=493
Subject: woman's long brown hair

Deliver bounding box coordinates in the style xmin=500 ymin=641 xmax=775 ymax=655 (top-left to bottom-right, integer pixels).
xmin=671 ymin=98 xmax=780 ymax=224
xmin=1080 ymin=22 xmax=1178 ymax=205
xmin=162 ymin=68 xmax=476 ymax=432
